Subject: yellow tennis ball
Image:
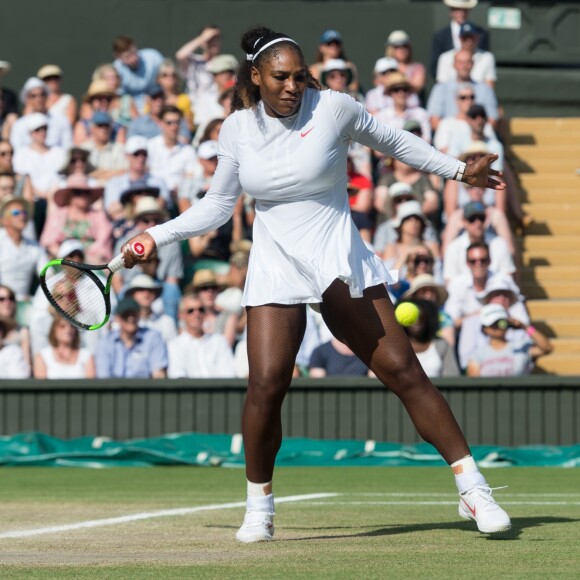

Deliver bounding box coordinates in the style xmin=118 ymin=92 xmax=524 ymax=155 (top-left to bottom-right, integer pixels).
xmin=395 ymin=302 xmax=420 ymax=326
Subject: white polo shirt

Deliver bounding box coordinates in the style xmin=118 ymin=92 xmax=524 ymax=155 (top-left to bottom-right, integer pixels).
xmin=147 ymin=135 xmax=198 ymax=192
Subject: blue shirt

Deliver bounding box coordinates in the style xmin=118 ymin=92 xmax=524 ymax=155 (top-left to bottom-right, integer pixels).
xmin=127 ymin=115 xmax=191 ymax=142
xmin=427 ymin=80 xmax=499 ymax=121
xmin=104 ymin=172 xmax=171 ymax=210
xmin=114 ymin=48 xmax=163 ymax=113
xmin=95 ymin=326 xmax=168 ymax=378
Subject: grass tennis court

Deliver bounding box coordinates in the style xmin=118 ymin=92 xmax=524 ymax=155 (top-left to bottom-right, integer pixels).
xmin=0 ymin=467 xmax=579 ymax=578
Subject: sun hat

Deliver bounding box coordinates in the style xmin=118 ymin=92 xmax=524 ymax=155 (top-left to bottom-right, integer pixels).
xmin=458 ymin=140 xmax=488 ymax=161
xmin=57 ymin=239 xmax=85 ymax=259
xmin=386 ymin=30 xmax=411 ymax=47
xmin=197 ymin=140 xmax=219 ymax=160
xmin=320 ymin=30 xmax=342 ymax=44
xmin=53 ymin=174 xmax=104 ymax=207
xmin=443 ymin=0 xmax=478 ymax=9
xmin=206 ymin=54 xmax=238 ymax=74
xmin=84 ymin=79 xmax=116 ymax=101
xmin=125 ymin=136 xmax=149 ymax=155
xmin=37 ymin=64 xmax=63 ymax=79
xmin=479 ymin=274 xmax=520 ymax=305
xmin=192 ymin=269 xmax=219 ymax=290
xmin=320 ymin=59 xmax=353 ymax=86
xmin=0 ymin=195 xmax=32 ymax=217
xmin=385 ymin=71 xmax=411 ymax=92
xmin=120 ymin=182 xmax=161 ymax=205
xmin=373 ymin=57 xmax=398 ymax=75
xmin=19 ymin=77 xmax=47 ymax=104
xmin=392 ymin=200 xmax=428 ymax=228
xmin=26 ymin=112 xmax=49 ymax=133
xmin=402 ymin=274 xmax=449 ymax=306
xmin=125 ymin=274 xmax=163 ymax=298
xmin=480 ymin=303 xmax=509 ymax=328
xmin=133 ymin=196 xmax=167 ymax=219
xmin=388 ymin=182 xmax=415 ymax=199
xmin=59 ymin=147 xmax=95 ymax=175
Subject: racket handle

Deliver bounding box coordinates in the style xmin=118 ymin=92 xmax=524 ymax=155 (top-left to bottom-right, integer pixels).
xmin=108 ymin=242 xmax=147 ymax=272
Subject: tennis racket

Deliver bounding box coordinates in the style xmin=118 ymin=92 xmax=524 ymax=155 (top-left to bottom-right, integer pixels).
xmin=39 ymin=241 xmax=145 ymax=331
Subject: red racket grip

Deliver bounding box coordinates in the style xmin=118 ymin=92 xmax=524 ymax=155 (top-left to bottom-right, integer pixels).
xmin=131 ymin=241 xmax=146 ymax=256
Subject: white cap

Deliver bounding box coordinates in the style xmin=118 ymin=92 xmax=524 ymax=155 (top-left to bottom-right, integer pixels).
xmin=125 ymin=136 xmax=149 ymax=155
xmin=206 ymin=54 xmax=238 ymax=74
xmin=387 ymin=30 xmax=411 ymax=46
xmin=479 ymin=274 xmax=521 ymax=305
xmin=19 ymin=77 xmax=47 ymax=104
xmin=444 ymin=0 xmax=478 ymax=9
xmin=373 ymin=57 xmax=399 ymax=74
xmin=392 ymin=200 xmax=427 ymax=228
xmin=480 ymin=303 xmax=509 ymax=327
xmin=27 ymin=112 xmax=49 ymax=133
xmin=197 ymin=140 xmax=219 ymax=160
xmin=322 ymin=58 xmax=350 ymax=73
xmin=58 ymin=239 xmax=85 ymax=259
xmin=388 ymin=182 xmax=415 ymax=198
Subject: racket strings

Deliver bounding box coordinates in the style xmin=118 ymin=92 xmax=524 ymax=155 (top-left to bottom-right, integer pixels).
xmin=43 ymin=264 xmax=107 ymax=327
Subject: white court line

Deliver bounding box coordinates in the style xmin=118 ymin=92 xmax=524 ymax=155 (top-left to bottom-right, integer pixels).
xmin=0 ymin=493 xmax=337 ymax=540
xmin=353 ymin=493 xmax=580 ymax=498
xmin=299 ymin=501 xmax=580 ymax=506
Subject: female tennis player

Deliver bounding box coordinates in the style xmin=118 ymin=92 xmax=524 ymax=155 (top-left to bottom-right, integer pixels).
xmin=123 ymin=26 xmax=511 ymax=541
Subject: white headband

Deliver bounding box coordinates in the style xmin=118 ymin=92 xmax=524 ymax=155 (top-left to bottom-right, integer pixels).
xmin=246 ymin=37 xmax=298 ymax=62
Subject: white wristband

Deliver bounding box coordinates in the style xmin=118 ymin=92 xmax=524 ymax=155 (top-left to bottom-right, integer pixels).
xmin=455 ymin=162 xmax=466 ymax=182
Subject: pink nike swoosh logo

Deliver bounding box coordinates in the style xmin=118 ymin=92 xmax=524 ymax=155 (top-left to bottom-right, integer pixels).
xmin=461 ymin=498 xmax=477 ymax=517
xmin=300 ymin=127 xmax=314 ymax=138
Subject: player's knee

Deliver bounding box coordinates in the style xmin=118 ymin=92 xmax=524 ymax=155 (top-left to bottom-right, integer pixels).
xmin=247 ymin=369 xmax=290 ymax=409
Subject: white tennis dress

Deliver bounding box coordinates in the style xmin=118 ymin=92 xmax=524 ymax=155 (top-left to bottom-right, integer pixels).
xmin=147 ymin=89 xmax=462 ymax=306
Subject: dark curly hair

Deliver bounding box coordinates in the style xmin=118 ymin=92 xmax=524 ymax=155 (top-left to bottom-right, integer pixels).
xmin=232 ymin=26 xmax=320 ymax=111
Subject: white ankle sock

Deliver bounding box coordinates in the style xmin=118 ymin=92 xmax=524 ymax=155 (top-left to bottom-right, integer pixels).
xmin=451 ymin=456 xmax=486 ymax=494
xmin=246 ymin=480 xmax=274 ymax=514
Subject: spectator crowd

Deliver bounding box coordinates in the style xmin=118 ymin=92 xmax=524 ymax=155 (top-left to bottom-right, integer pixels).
xmin=0 ymin=0 xmax=552 ymax=381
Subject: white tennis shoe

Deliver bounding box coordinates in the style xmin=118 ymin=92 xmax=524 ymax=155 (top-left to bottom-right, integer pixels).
xmin=459 ymin=485 xmax=511 ymax=533
xmin=236 ymin=510 xmax=275 ymax=543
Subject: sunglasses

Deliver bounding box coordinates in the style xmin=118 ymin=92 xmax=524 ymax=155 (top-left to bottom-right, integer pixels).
xmin=8 ymin=208 xmax=27 ymax=217
xmin=390 ymin=86 xmax=409 ymax=93
xmin=160 ymin=72 xmax=177 ymax=78
xmin=131 ymin=150 xmax=148 ymax=157
xmin=467 ymin=257 xmax=490 ymax=265
xmin=28 ymin=91 xmax=46 ymax=99
xmin=185 ymin=306 xmax=206 ymax=314
xmin=467 ymin=215 xmax=485 ymax=223
xmin=393 ymin=195 xmax=415 ymax=204
xmin=458 ymin=94 xmax=475 ymax=101
xmin=414 ymin=256 xmax=434 ymax=266
xmin=95 ymin=123 xmax=111 ymax=128
xmin=91 ymin=95 xmax=113 ymax=102
xmin=198 ymin=285 xmax=218 ymax=292
xmin=33 ymin=126 xmax=48 ymax=133
xmin=137 ymin=216 xmax=161 ymax=225
xmin=0 ymin=295 xmax=16 ymax=302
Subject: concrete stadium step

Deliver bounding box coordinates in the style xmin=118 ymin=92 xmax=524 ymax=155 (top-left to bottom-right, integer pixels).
xmin=523 ymin=220 xmax=580 ymax=236
xmin=521 ymin=266 xmax=580 ymax=282
xmin=532 ymin=318 xmax=580 ymax=339
xmin=510 ymin=118 xmax=580 ymax=131
xmin=509 ymin=145 xmax=580 ymax=159
xmin=518 ymin=174 xmax=578 ymax=188
xmin=521 ymin=190 xmax=579 ymax=204
xmin=535 ymin=356 xmax=580 ymax=375
xmin=510 ymin=159 xmax=579 ymax=173
xmin=520 ymin=281 xmax=580 ymax=300
xmin=518 ymin=235 xmax=580 ymax=251
xmin=522 ymin=251 xmax=580 ymax=267
xmin=549 ymin=338 xmax=580 ymax=354
xmin=527 ymin=299 xmax=580 ymax=319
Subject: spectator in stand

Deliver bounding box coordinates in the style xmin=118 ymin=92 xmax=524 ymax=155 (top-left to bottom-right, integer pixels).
xmin=124 ymin=273 xmax=178 ymax=343
xmin=114 ymin=196 xmax=182 ymax=320
xmin=400 ymin=298 xmax=459 ymax=377
xmin=436 ymin=23 xmax=496 ymax=87
xmin=81 ymin=64 xmax=139 ymax=130
xmin=310 ymin=30 xmax=359 ymax=93
xmin=33 ymin=315 xmax=95 ymax=379
xmin=157 ymin=58 xmax=194 ymax=132
xmin=178 ymin=139 xmax=218 ymax=214
xmin=0 ymin=196 xmax=45 ymax=301
xmin=404 ymin=243 xmax=444 ymax=285
xmin=385 ymin=30 xmax=426 ymax=96
xmin=104 ymin=135 xmax=170 ymax=219
xmin=467 ymin=303 xmax=552 ymax=377
xmin=12 ymin=113 xmax=66 ymax=203
xmin=457 ymin=273 xmax=529 ymax=369
xmin=430 ymin=0 xmax=489 ymax=78
xmin=443 ymin=202 xmax=514 ymax=284
xmin=319 ymin=59 xmax=360 ymax=100
xmin=309 ymin=336 xmax=369 ymax=377
xmin=39 ymin=174 xmax=112 ymax=263
xmin=80 ymin=111 xmax=127 ymax=185
xmin=112 ymin=36 xmax=163 ymax=114
xmin=167 ymin=292 xmax=236 ymax=378
xmin=0 ymin=318 xmax=30 ymax=378
xmin=36 ymin=65 xmax=77 ymax=126
xmin=427 ymin=51 xmax=498 ymax=131
xmin=10 ymin=78 xmax=72 ymax=151
xmin=175 ymin=25 xmax=223 ymax=128
xmin=365 ymin=57 xmax=398 ymax=114
xmin=74 ymin=80 xmax=126 ymax=146
xmin=0 ymin=283 xmax=31 ymax=368
xmin=376 ymin=72 xmax=431 ymax=142
xmin=147 ymin=105 xmax=197 ymax=197
xmin=382 ymin=200 xmax=441 ymax=274
xmin=95 ymin=297 xmax=168 ymax=378
xmin=0 ymin=141 xmax=33 ymax=203
xmin=127 ymin=84 xmax=190 ymax=144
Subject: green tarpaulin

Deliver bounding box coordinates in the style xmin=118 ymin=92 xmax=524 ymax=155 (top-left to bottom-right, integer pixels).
xmin=0 ymin=432 xmax=579 ymax=468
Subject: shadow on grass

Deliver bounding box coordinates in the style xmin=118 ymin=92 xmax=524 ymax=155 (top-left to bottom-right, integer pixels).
xmin=209 ymin=516 xmax=578 ymax=542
